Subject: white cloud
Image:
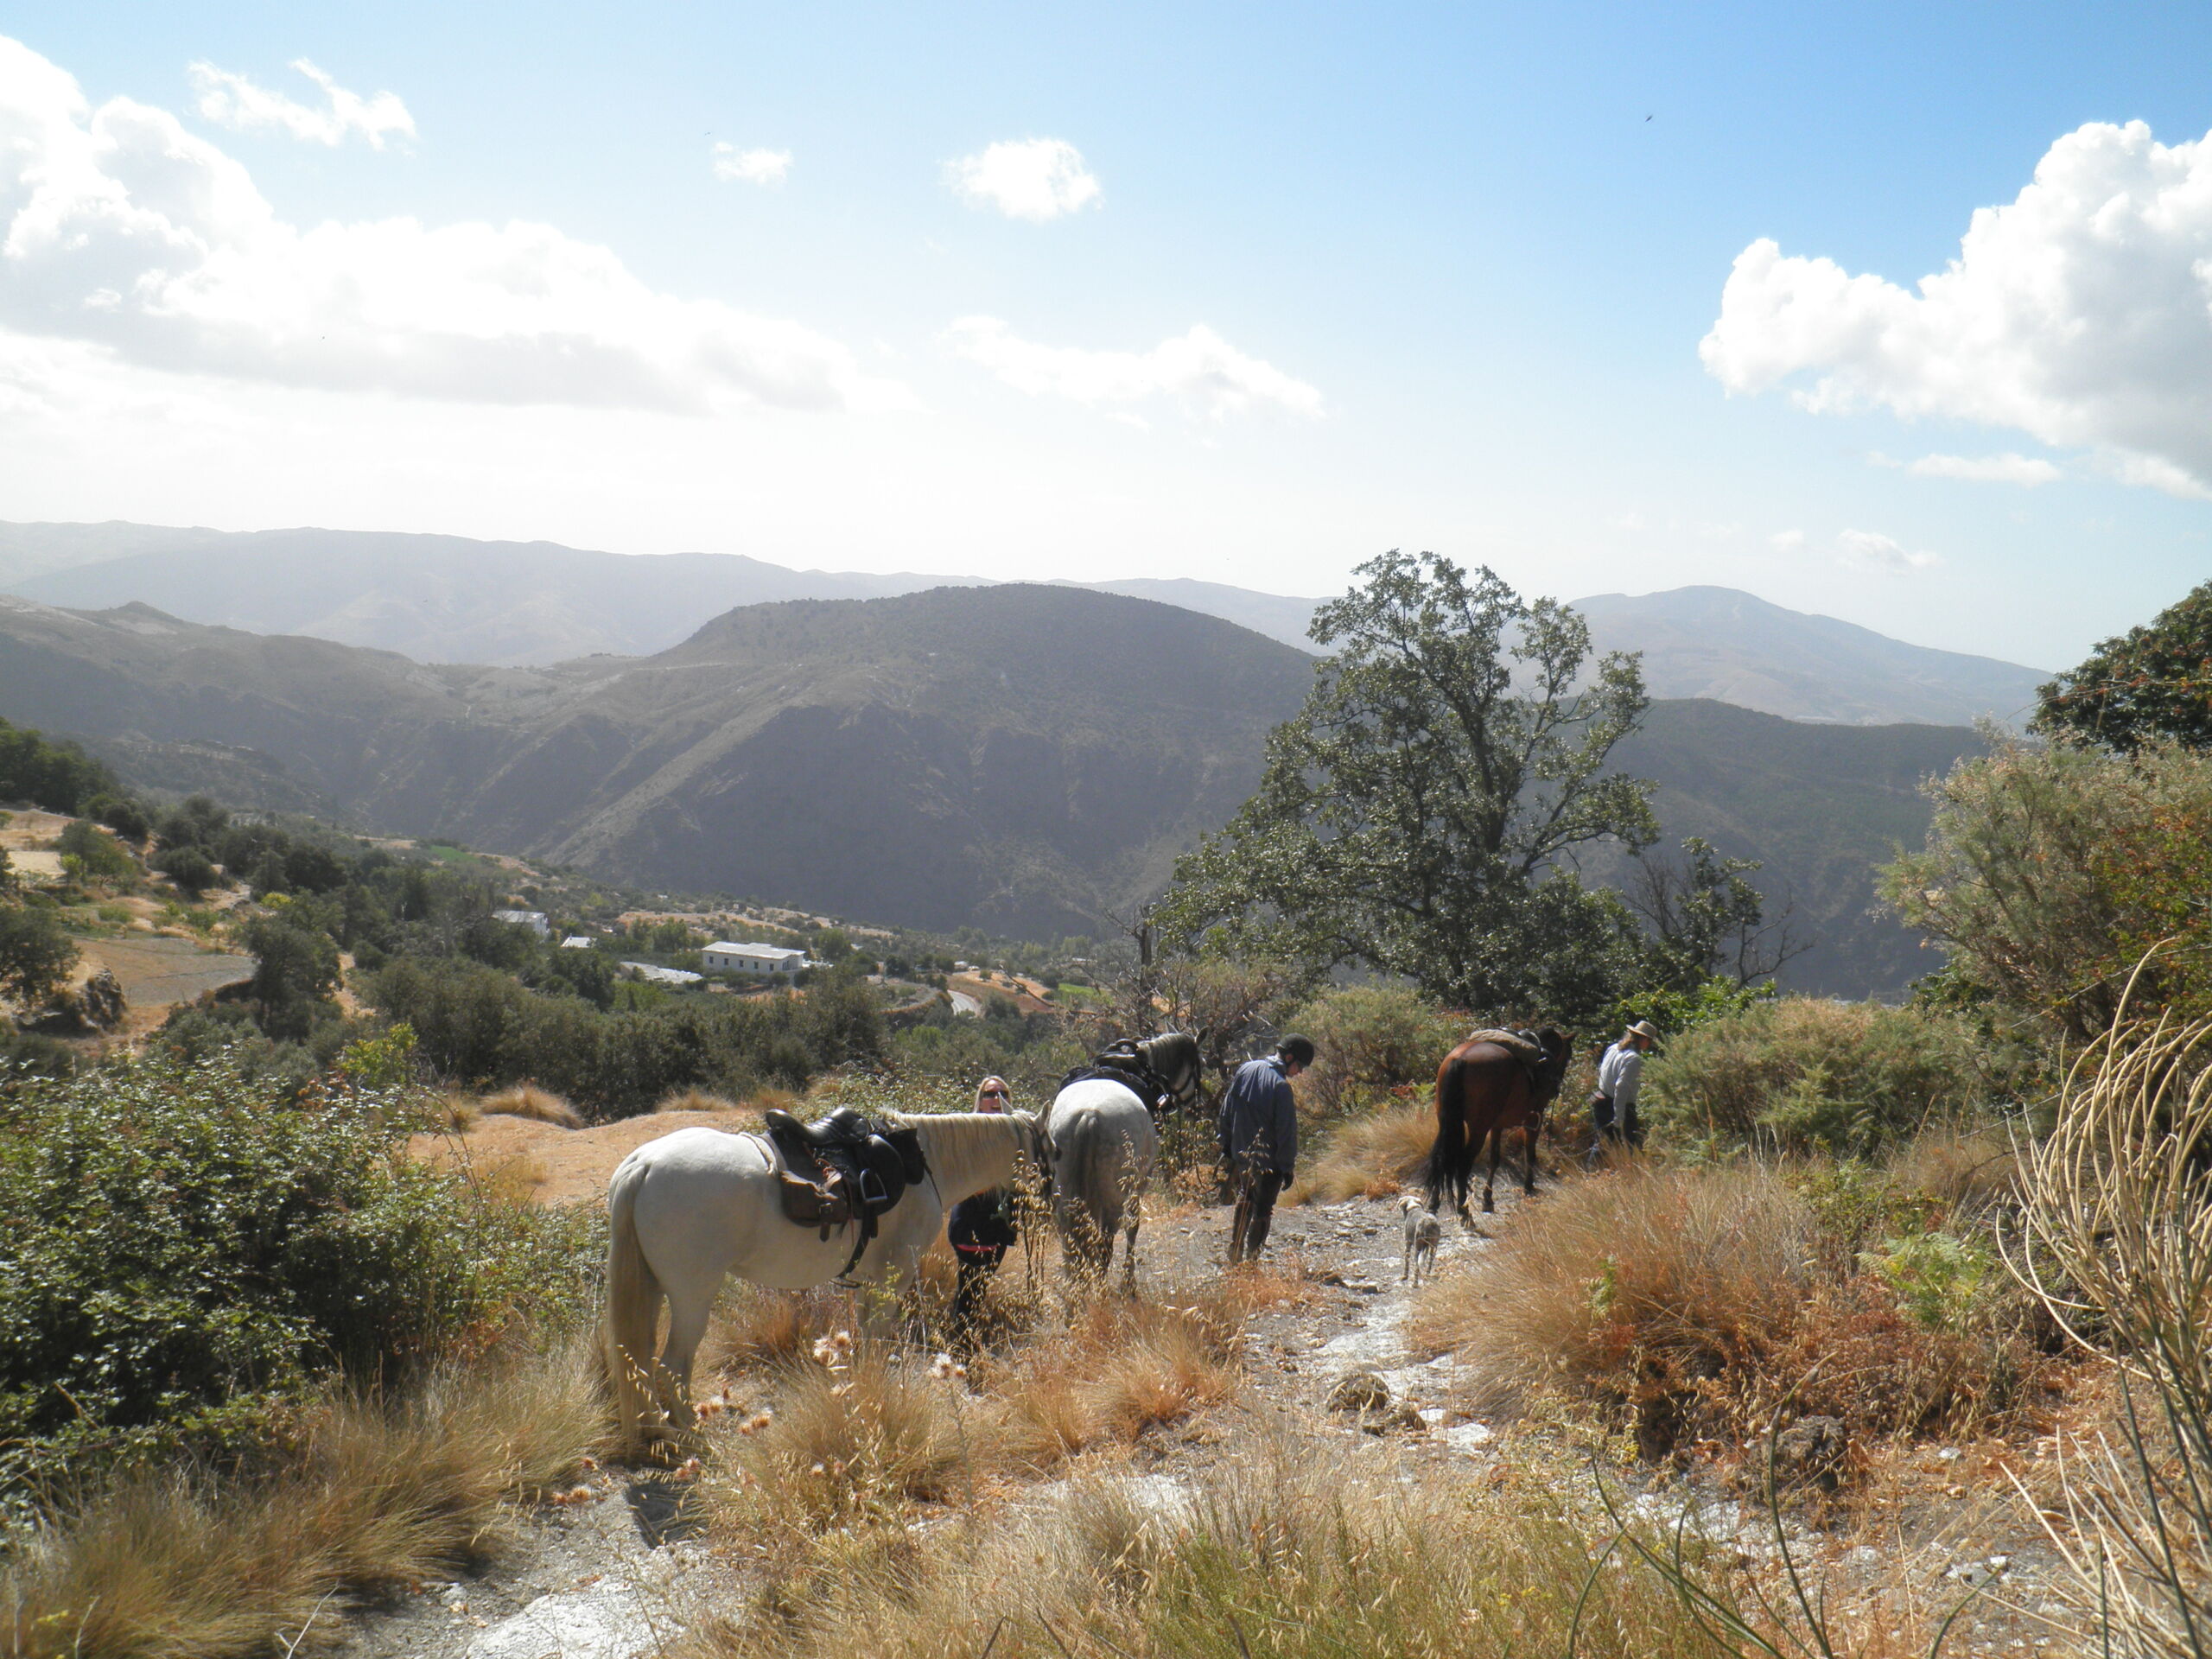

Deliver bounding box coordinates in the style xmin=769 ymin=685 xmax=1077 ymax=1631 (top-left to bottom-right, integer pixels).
xmin=944 ymin=317 xmax=1322 ymax=420
xmin=712 ymin=144 xmax=790 ymax=187
xmin=188 ymin=57 xmax=415 ymax=149
xmin=1904 ymin=451 xmax=2061 ymax=486
xmin=0 ymin=37 xmax=907 ymax=414
xmin=1837 ymin=528 xmax=1941 ymax=575
xmin=1701 ymin=119 xmax=2212 ymax=498
xmin=946 ymin=137 xmax=1100 ymax=222
xmin=1769 ymin=528 xmax=1805 ymax=552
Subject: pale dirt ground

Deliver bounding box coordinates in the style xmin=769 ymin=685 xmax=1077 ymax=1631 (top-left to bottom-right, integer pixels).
xmin=344 ymin=1133 xmax=2072 ymax=1659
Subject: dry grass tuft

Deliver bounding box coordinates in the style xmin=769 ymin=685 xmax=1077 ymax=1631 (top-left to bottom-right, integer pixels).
xmin=1288 ymin=1099 xmax=1435 ymax=1203
xmin=479 ymin=1084 xmax=583 ymax=1128
xmin=657 ymin=1087 xmax=742 ymax=1115
xmin=478 ymin=1151 xmax=550 ymax=1206
xmin=701 ymin=1287 xmax=852 ymax=1376
xmin=425 ymin=1090 xmax=480 ymax=1131
xmin=2 ymin=1341 xmax=604 ymax=1659
xmin=702 ymin=1346 xmax=980 ymax=1536
xmin=1414 ymin=1160 xmax=2060 ymax=1469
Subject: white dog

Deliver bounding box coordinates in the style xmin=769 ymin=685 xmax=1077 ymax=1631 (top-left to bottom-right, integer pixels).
xmin=1401 ymin=1195 xmax=1442 ymax=1287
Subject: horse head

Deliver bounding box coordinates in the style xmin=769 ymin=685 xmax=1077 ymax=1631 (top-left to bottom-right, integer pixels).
xmin=1532 ymin=1028 xmax=1573 ymax=1102
xmin=1139 ymin=1032 xmax=1206 ymax=1113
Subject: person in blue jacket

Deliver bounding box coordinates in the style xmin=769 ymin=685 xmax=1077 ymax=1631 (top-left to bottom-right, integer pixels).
xmin=1217 ymin=1034 xmax=1315 ymax=1264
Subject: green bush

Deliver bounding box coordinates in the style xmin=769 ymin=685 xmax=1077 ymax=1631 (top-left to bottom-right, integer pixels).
xmin=1286 ymin=985 xmax=1468 ymax=1122
xmin=0 ymin=901 xmax=78 ymax=1007
xmin=56 ymin=817 xmax=138 ymax=883
xmin=1643 ymin=996 xmax=2028 ymax=1155
xmin=0 ymin=1051 xmax=600 ymax=1491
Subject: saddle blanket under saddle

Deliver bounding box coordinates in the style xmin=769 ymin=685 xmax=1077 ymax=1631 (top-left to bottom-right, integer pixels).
xmin=1465 ymin=1027 xmax=1542 ymax=1064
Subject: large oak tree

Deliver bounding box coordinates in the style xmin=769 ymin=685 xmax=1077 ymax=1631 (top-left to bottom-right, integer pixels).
xmin=1157 ymin=552 xmax=1659 ymax=1019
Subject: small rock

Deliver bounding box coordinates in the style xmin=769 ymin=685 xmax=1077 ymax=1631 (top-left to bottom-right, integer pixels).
xmin=1773 ymin=1414 xmax=1847 ymax=1491
xmin=1937 ymin=1446 xmax=1962 ymax=1462
xmin=1986 ymin=1554 xmax=2011 ymax=1574
xmin=1326 ymin=1370 xmax=1393 ymax=1414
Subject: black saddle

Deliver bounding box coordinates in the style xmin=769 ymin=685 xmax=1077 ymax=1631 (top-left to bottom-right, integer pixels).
xmin=763 ymin=1108 xmax=928 ymax=1277
xmin=1059 ymin=1039 xmax=1175 ymax=1117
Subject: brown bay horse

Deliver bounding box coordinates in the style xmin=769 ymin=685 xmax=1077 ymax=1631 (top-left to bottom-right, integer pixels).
xmin=1421 ymin=1028 xmax=1573 ymax=1219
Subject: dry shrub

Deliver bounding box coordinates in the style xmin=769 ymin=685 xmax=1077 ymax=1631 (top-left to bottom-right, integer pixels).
xmin=479 ymin=1083 xmax=582 ymax=1128
xmin=1288 ymin=1098 xmax=1433 ymax=1203
xmin=2012 ymin=1011 xmax=2212 ymax=1658
xmin=2 ymin=1340 xmax=603 ymax=1659
xmin=658 ymin=1087 xmax=741 ymax=1115
xmin=1414 ymin=1161 xmax=2053 ymax=1465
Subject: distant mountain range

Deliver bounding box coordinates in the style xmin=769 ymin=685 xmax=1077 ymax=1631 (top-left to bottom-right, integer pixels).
xmin=0 ymin=585 xmax=1978 ymax=995
xmin=3 ymin=521 xmax=2045 ymax=728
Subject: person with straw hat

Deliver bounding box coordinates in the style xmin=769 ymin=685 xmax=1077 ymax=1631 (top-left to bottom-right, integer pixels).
xmin=1589 ymin=1020 xmax=1660 ymax=1161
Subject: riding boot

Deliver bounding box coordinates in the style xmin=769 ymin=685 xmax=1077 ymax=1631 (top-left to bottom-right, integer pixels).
xmin=1243 ymin=1169 xmax=1283 ymax=1255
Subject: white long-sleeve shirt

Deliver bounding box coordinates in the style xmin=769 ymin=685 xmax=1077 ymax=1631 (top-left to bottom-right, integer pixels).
xmin=1596 ymin=1040 xmax=1644 ymax=1108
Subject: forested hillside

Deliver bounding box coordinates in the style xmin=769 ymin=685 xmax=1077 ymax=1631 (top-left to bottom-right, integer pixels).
xmin=0 ymin=586 xmax=1977 ymax=991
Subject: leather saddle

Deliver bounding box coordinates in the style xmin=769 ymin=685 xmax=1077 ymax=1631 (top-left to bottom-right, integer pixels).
xmin=763 ymin=1107 xmax=927 ymax=1255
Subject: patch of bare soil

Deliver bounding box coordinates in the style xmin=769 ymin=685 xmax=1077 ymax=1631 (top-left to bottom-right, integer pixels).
xmin=409 ymin=1108 xmax=759 ymax=1207
xmin=73 ymin=932 xmax=254 ymax=1011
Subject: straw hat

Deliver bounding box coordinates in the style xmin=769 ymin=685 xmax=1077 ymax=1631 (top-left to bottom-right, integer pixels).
xmin=1624 ymin=1020 xmax=1662 ymax=1042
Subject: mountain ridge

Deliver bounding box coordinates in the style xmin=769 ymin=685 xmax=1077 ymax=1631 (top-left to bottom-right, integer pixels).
xmin=0 ymin=584 xmax=1973 ymax=995
xmin=5 ymin=520 xmax=2042 ymax=727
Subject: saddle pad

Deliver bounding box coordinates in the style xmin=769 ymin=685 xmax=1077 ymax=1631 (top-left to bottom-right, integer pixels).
xmin=1465 ymin=1027 xmax=1541 ymax=1063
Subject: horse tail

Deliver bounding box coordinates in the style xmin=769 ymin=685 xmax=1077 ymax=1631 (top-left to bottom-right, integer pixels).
xmin=1422 ymin=1055 xmax=1469 ymax=1213
xmin=601 ymin=1153 xmax=664 ymax=1453
xmin=1055 ymin=1109 xmax=1104 ymax=1271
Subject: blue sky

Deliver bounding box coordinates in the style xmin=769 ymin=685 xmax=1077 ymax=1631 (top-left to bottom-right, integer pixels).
xmin=4 ymin=4 xmax=2212 ymax=669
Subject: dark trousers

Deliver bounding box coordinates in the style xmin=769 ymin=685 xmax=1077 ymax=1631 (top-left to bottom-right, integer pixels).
xmin=950 ymin=1243 xmax=1007 ymax=1338
xmin=1588 ymin=1092 xmax=1642 ymax=1161
xmin=1228 ymin=1166 xmax=1286 ymax=1263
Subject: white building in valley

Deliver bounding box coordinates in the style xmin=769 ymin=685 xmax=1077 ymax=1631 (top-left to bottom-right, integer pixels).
xmin=493 ymin=908 xmax=550 ymax=938
xmin=702 ymin=941 xmax=809 ymax=979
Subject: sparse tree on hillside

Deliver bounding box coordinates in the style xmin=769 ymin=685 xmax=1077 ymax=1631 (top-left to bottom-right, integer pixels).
xmin=1157 ymin=551 xmax=1658 ymax=1019
xmin=1629 ymin=836 xmax=1801 ymax=991
xmin=244 ymin=912 xmax=341 ymax=1041
xmin=2036 ymin=578 xmax=2212 ymax=751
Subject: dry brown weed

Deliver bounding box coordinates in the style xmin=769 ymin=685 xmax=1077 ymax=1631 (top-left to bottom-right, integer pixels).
xmin=479 ymin=1084 xmax=583 ymax=1128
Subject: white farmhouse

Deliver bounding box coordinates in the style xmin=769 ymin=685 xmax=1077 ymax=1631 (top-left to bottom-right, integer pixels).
xmin=493 ymin=908 xmax=550 ymax=939
xmin=702 ymin=941 xmax=809 ymax=979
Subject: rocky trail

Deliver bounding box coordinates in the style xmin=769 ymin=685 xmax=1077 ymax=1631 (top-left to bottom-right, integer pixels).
xmin=337 ymin=1186 xmax=2064 ymax=1659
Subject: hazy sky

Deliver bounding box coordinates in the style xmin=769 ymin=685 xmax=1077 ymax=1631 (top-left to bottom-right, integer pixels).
xmin=5 ymin=3 xmax=2212 ymax=669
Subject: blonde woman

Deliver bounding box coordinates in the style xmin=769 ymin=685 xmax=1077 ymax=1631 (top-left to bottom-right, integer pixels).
xmin=946 ymin=1077 xmax=1019 ymax=1340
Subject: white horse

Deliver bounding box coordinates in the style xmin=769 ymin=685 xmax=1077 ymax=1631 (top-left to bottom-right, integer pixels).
xmin=1044 ymin=1078 xmax=1159 ymax=1286
xmin=602 ymin=1109 xmax=1040 ymax=1451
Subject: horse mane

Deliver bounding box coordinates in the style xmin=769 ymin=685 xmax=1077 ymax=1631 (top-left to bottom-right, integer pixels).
xmin=887 ymin=1109 xmax=1039 ymax=1185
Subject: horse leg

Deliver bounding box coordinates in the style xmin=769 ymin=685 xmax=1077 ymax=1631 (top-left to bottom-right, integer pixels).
xmin=1122 ymin=1205 xmax=1141 ymax=1290
xmin=1482 ymin=1124 xmax=1501 ymax=1215
xmin=1523 ymin=1116 xmax=1543 ymax=1199
xmin=656 ymin=1280 xmax=715 ymax=1433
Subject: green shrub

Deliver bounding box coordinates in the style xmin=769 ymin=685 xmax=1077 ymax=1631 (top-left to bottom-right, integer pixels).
xmin=55 ymin=817 xmax=138 ymax=882
xmin=0 ymin=1052 xmax=601 ymax=1491
xmin=1286 ymin=985 xmax=1468 ymax=1121
xmin=152 ymin=843 xmax=222 ymax=895
xmin=1643 ymin=996 xmax=2025 ymax=1155
xmin=1859 ymin=1230 xmax=1992 ymax=1335
xmin=0 ymin=901 xmax=77 ymax=1008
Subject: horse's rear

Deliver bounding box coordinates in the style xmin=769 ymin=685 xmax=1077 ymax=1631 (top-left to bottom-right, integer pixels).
xmin=1046 ymin=1077 xmax=1159 ymax=1283
xmin=1422 ymin=1030 xmax=1573 ymax=1220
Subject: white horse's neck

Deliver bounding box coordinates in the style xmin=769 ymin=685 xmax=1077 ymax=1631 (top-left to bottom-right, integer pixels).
xmin=898 ymin=1111 xmax=1035 ymax=1203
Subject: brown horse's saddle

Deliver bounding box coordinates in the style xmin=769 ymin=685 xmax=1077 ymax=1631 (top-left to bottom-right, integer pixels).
xmin=762 ymin=1108 xmax=927 ymax=1245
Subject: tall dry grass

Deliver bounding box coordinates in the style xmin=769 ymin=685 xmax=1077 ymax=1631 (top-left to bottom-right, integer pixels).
xmin=2 ymin=1341 xmax=604 ymax=1659
xmin=1414 ymin=1160 xmax=2055 ymax=1463
xmin=478 ymin=1083 xmax=583 ymax=1128
xmin=675 ymin=1440 xmax=1941 ymax=1659
xmin=1288 ymin=1098 xmax=1434 ymax=1203
xmin=2012 ymin=1010 xmax=2212 ymax=1657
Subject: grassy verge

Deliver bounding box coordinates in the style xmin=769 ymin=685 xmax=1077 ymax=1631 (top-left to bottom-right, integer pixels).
xmin=3 ymin=1342 xmax=603 ymax=1659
